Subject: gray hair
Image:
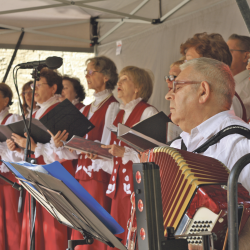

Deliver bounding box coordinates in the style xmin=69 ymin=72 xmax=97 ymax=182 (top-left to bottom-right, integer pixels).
xmin=180 ymin=57 xmax=235 ymax=109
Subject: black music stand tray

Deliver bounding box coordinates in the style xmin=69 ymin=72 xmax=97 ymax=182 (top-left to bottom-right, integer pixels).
xmin=4 ymin=161 xmax=126 ymax=250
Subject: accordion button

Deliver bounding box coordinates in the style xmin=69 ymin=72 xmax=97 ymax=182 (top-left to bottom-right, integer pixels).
xmin=194 ymin=221 xmax=197 ymax=224
xmin=190 ymin=229 xmax=193 ymax=232
xmin=198 ymin=221 xmax=201 ymax=223
xmin=199 ymin=241 xmax=202 ymax=244
xmin=193 ymin=229 xmax=196 ymax=232
xmin=201 ymin=221 xmax=205 ymax=223
xmin=205 ymin=221 xmax=208 ymax=223
xmin=192 ymin=225 xmax=195 ymax=228
xmin=205 ymin=229 xmax=208 ymax=231
xmin=201 ymin=229 xmax=204 ymax=232
xmin=209 ymin=221 xmax=212 ymax=223
xmin=191 ymin=241 xmax=194 ymax=244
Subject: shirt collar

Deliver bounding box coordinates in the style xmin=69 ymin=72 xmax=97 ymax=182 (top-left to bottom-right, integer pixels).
xmin=93 ymin=89 xmax=112 ymax=104
xmin=234 ymin=70 xmax=249 ymax=84
xmin=120 ymin=98 xmax=142 ymax=111
xmin=37 ymin=95 xmax=59 ymax=109
xmin=180 ymin=110 xmax=235 ymax=141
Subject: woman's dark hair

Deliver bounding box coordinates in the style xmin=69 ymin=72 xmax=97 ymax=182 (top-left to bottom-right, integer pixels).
xmin=0 ymin=82 xmax=13 ymax=107
xmin=21 ymin=80 xmax=33 ymax=115
xmin=62 ymin=75 xmax=86 ymax=102
xmin=40 ymin=68 xmax=63 ymax=94
xmin=86 ymin=56 xmax=118 ymax=90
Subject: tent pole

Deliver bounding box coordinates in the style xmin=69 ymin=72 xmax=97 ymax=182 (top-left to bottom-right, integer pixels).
xmin=159 ymin=0 xmax=162 ymax=18
xmin=2 ymin=30 xmax=24 ymax=83
xmin=236 ymin=0 xmax=250 ymax=33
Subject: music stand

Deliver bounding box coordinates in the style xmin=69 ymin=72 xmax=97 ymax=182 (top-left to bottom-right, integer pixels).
xmin=3 ymin=161 xmax=126 ymax=250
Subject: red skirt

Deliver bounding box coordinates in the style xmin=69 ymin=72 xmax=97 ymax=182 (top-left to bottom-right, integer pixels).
xmin=71 ymin=179 xmax=111 ymax=250
xmin=0 ymin=171 xmax=22 ymax=250
xmin=106 ymin=180 xmax=131 ymax=250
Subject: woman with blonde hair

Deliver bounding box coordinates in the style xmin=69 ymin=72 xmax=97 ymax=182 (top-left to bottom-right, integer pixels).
xmin=93 ymin=66 xmax=158 ymax=249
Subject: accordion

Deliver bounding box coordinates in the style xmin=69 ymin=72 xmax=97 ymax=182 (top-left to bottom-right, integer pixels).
xmin=138 ymin=146 xmax=250 ymax=249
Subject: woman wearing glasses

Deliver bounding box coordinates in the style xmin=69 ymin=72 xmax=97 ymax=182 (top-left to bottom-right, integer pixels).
xmin=7 ymin=68 xmax=69 ymax=250
xmin=91 ymin=66 xmax=158 ymax=249
xmin=52 ymin=56 xmax=120 ymax=250
xmin=21 ymin=80 xmax=39 ymax=117
xmin=0 ymin=83 xmax=23 ymax=250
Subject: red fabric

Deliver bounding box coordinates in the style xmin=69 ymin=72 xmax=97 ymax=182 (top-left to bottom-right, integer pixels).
xmin=235 ymin=92 xmax=247 ymax=122
xmin=75 ymin=95 xmax=117 ymax=183
xmin=71 ymin=95 xmax=118 ymax=250
xmin=106 ymin=101 xmax=150 ymax=250
xmin=20 ymin=102 xmax=68 ymax=250
xmin=0 ymin=113 xmax=23 ymax=250
xmin=75 ymin=103 xmax=85 ymax=110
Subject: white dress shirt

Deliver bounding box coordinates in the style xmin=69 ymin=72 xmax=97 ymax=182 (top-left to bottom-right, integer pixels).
xmin=170 ymin=110 xmax=250 ymax=193
xmin=234 ymin=70 xmax=250 ymax=120
xmin=92 ymin=98 xmax=158 ymax=174
xmin=0 ymin=107 xmax=22 ymax=172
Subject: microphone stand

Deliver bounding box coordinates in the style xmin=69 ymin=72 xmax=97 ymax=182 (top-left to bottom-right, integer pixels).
xmin=24 ymin=67 xmax=40 ymax=250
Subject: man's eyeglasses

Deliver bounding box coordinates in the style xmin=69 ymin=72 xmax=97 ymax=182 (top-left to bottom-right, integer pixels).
xmin=22 ymin=90 xmax=33 ymax=96
xmin=169 ymin=81 xmax=201 ymax=93
xmin=164 ymin=75 xmax=177 ymax=81
xmin=84 ymin=69 xmax=100 ymax=76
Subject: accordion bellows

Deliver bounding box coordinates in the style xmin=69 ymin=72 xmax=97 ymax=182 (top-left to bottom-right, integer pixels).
xmin=147 ymin=146 xmax=229 ymax=230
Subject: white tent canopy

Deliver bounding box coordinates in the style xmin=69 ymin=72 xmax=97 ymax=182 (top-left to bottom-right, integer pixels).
xmin=1 ymin=0 xmax=250 ymax=113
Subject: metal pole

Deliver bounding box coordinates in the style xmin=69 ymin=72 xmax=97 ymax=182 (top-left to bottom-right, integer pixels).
xmin=236 ymin=0 xmax=250 ymax=33
xmin=2 ymin=30 xmax=24 ymax=83
xmin=227 ymin=153 xmax=250 ymax=250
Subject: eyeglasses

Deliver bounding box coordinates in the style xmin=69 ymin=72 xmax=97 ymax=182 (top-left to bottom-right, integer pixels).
xmin=30 ymin=82 xmax=46 ymax=89
xmin=169 ymin=81 xmax=201 ymax=93
xmin=84 ymin=69 xmax=100 ymax=76
xmin=164 ymin=75 xmax=177 ymax=81
xmin=22 ymin=90 xmax=33 ymax=96
xmin=229 ymin=49 xmax=248 ymax=53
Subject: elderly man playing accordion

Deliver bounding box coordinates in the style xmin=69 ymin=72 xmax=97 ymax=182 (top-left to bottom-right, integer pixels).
xmin=165 ymin=57 xmax=250 ymax=250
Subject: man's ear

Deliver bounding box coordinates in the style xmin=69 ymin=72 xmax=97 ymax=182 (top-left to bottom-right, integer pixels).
xmin=198 ymin=81 xmax=210 ymax=104
xmin=243 ymin=52 xmax=250 ymax=63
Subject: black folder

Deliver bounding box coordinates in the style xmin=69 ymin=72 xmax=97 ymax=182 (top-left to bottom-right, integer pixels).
xmin=0 ymin=99 xmax=94 ymax=144
xmin=115 ymin=111 xmax=171 ymax=152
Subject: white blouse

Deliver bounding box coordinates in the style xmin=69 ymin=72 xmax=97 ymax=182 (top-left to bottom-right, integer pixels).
xmin=0 ymin=107 xmax=22 ymax=173
xmin=92 ymin=98 xmax=158 ymax=174
xmin=15 ymin=96 xmax=59 ymax=164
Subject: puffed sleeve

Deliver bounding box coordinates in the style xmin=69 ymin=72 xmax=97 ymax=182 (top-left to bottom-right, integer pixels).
xmin=100 ymin=102 xmax=120 ymax=145
xmin=91 ymin=102 xmax=120 ymax=174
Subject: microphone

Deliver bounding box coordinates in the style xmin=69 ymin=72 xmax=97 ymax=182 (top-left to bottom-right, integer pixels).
xmin=17 ymin=56 xmax=63 ymax=69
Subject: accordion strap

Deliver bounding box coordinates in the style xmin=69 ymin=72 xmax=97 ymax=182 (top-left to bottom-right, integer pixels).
xmin=168 ymin=125 xmax=250 ymax=153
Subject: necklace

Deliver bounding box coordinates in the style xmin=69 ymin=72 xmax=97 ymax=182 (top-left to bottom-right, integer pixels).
xmin=90 ymin=93 xmax=113 ymax=113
